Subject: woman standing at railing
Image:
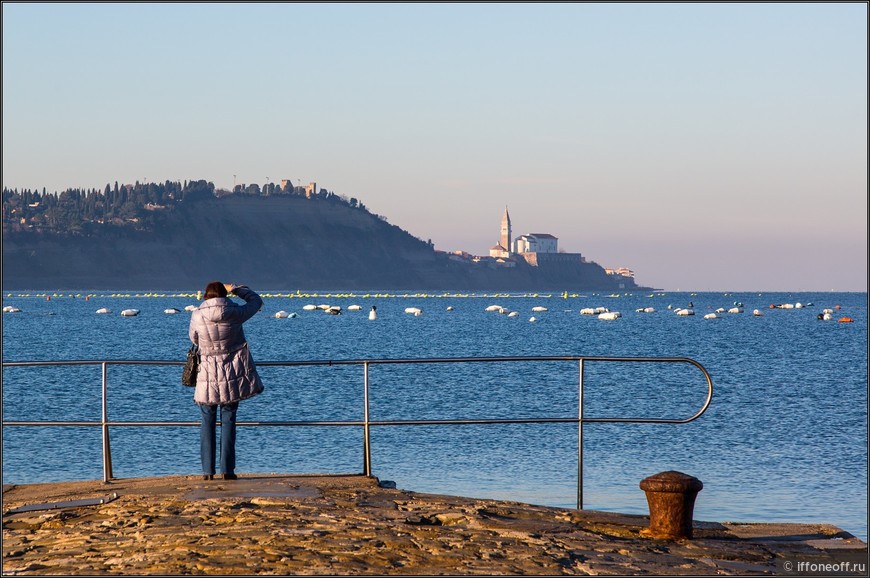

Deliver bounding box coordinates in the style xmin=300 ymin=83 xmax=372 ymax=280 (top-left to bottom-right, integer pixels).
xmin=189 ymin=281 xmax=264 ymax=481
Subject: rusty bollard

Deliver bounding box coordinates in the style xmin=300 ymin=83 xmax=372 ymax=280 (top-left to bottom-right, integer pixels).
xmin=639 ymin=471 xmax=703 ymax=539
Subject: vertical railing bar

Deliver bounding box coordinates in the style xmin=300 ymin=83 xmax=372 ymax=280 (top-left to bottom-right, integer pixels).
xmin=577 ymin=358 xmax=584 ymax=510
xmin=363 ymin=361 xmax=372 ymax=477
xmin=101 ymin=362 xmax=113 ymax=482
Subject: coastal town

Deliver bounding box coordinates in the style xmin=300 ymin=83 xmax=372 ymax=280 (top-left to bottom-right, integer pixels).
xmin=445 ymin=206 xmax=637 ymax=288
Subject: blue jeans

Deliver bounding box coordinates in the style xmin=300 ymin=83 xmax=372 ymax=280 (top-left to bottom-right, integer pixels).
xmin=199 ymin=402 xmax=239 ymax=476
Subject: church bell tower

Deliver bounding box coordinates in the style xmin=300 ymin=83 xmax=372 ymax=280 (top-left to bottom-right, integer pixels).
xmin=500 ymin=206 xmax=512 ymax=253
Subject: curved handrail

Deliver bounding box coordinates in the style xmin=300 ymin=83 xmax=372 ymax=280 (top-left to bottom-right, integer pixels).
xmin=2 ymin=355 xmax=713 ymax=507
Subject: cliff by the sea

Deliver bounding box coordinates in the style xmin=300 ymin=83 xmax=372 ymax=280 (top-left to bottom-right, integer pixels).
xmin=2 ymin=194 xmax=647 ymax=291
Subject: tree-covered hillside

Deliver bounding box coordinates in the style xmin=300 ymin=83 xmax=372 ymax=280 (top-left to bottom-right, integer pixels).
xmin=2 ymin=180 xmax=644 ymax=291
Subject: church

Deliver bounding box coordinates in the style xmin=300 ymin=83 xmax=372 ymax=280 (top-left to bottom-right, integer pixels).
xmin=489 ymin=207 xmax=582 ymax=266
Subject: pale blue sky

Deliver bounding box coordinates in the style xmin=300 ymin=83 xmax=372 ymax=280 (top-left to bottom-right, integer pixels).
xmin=3 ymin=3 xmax=867 ymax=291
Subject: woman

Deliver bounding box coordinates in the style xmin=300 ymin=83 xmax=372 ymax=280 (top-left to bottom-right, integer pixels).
xmin=189 ymin=281 xmax=264 ymax=480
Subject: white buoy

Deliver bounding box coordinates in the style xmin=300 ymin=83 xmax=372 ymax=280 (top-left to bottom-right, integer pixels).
xmin=507 ymin=311 xmax=519 ymax=317
xmin=728 ymin=307 xmax=743 ymax=314
xmin=531 ymin=306 xmax=548 ymax=312
xmin=529 ymin=316 xmax=537 ymax=322
xmin=675 ymin=308 xmax=694 ymax=316
xmin=275 ymin=310 xmax=289 ymax=318
xmin=96 ymin=307 xmax=111 ymax=314
xmin=485 ymin=305 xmax=502 ymax=312
xmin=303 ymin=304 xmax=317 ymax=311
xmin=3 ymin=305 xmax=22 ymax=313
xmin=598 ymin=311 xmax=621 ymax=320
xmin=404 ymin=307 xmax=422 ymax=315
xmin=369 ymin=306 xmax=377 ymax=320
xmin=348 ymin=305 xmax=363 ymax=311
xmin=184 ymin=305 xmax=197 ymax=312
xmin=704 ymin=313 xmax=719 ymax=319
xmin=753 ymin=309 xmax=763 ymax=316
xmin=164 ymin=308 xmax=181 ymax=314
xmin=446 ymin=306 xmax=454 ymax=311
xmin=120 ymin=309 xmax=140 ymax=317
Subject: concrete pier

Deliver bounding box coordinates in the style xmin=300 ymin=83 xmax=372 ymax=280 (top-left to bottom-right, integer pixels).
xmin=3 ymin=474 xmax=867 ymax=575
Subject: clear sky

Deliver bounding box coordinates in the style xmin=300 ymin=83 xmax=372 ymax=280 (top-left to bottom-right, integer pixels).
xmin=3 ymin=2 xmax=867 ymax=291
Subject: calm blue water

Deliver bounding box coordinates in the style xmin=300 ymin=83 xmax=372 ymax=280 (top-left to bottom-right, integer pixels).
xmin=2 ymin=290 xmax=867 ymax=540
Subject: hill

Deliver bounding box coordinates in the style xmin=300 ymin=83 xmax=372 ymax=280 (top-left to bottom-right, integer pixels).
xmin=2 ymin=193 xmax=645 ymax=291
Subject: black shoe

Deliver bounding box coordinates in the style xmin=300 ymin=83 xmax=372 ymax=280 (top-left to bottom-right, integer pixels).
xmin=203 ymin=474 xmax=214 ymax=480
xmin=222 ymin=473 xmax=238 ymax=481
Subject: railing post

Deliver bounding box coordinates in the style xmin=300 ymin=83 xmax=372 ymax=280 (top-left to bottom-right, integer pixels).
xmin=577 ymin=358 xmax=584 ymax=510
xmin=363 ymin=361 xmax=372 ymax=476
xmin=101 ymin=362 xmax=114 ymax=482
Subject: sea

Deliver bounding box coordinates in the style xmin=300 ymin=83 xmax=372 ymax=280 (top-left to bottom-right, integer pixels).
xmin=2 ymin=289 xmax=867 ymax=541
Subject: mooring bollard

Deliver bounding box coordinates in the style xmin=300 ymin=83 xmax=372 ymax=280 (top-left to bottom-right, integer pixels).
xmin=639 ymin=471 xmax=703 ymax=539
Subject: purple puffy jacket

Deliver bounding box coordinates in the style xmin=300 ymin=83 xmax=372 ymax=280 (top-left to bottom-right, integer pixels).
xmin=188 ymin=286 xmax=264 ymax=405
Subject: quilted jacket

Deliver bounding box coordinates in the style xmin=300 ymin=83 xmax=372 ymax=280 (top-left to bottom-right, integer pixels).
xmin=189 ymin=286 xmax=264 ymax=405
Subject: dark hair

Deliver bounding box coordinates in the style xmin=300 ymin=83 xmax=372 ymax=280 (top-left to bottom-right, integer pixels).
xmin=203 ymin=281 xmax=227 ymax=300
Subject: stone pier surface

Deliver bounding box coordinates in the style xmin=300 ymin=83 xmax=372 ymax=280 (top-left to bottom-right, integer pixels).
xmin=2 ymin=474 xmax=867 ymax=575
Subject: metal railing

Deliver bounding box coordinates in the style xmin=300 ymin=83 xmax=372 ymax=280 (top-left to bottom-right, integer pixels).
xmin=2 ymin=356 xmax=713 ymax=508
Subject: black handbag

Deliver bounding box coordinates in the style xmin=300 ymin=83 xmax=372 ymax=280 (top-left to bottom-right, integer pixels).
xmin=181 ymin=344 xmax=199 ymax=387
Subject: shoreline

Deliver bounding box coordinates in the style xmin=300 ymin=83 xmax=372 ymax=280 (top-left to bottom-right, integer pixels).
xmin=3 ymin=474 xmax=867 ymax=575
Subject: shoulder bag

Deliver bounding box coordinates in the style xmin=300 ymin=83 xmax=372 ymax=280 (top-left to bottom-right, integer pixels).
xmin=181 ymin=344 xmax=199 ymax=387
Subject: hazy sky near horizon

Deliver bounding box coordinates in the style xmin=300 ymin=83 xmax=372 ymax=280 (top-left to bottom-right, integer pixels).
xmin=3 ymin=3 xmax=867 ymax=291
